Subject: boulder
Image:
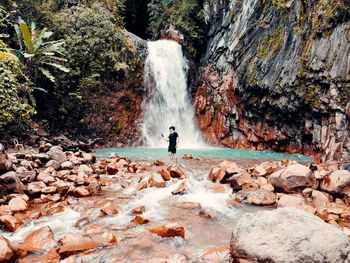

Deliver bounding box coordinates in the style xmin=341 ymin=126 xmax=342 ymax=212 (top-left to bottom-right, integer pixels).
xmin=228 ymin=171 xmax=253 ymax=188
xmin=0 ymin=235 xmax=24 ymax=262
xmin=46 ymin=160 xmax=61 ymax=170
xmin=236 ymin=188 xmax=276 ymax=205
xmin=148 ymin=173 xmax=166 ymax=188
xmin=16 ymin=167 xmax=36 ymax=184
xmin=75 ymin=171 xmax=89 ymax=185
xmin=201 ymin=246 xmax=230 ymax=262
xmin=87 ymin=178 xmax=102 ymax=196
xmin=73 ymin=187 xmax=90 ymax=197
xmin=146 ymin=223 xmax=185 ymax=238
xmin=0 ymin=215 xmax=24 ymax=232
xmin=208 ymin=167 xmax=226 ymax=183
xmin=47 ymin=146 xmax=67 ymax=164
xmin=0 ymin=154 xmax=12 ymax=172
xmin=8 ymin=197 xmax=28 ymax=212
xmin=53 ymin=180 xmax=69 ymax=194
xmin=131 ymin=216 xmax=149 ymax=226
xmin=311 ymin=190 xmax=333 ymax=210
xmin=78 ymin=164 xmax=93 ymax=174
xmin=0 ymin=171 xmax=24 ymax=194
xmin=90 ymin=230 xmax=117 ymax=246
xmin=58 ymin=233 xmax=100 ymax=257
xmin=100 ymin=202 xmax=119 ymax=215
xmin=230 ymin=208 xmax=350 ymax=263
xmin=277 ymin=195 xmax=316 ymax=214
xmin=268 ymin=164 xmax=316 ymax=193
xmin=21 ymin=226 xmax=57 ymax=252
xmin=171 ymin=181 xmax=186 ymax=195
xmin=168 ymin=166 xmax=186 ymax=179
xmin=320 ymin=170 xmax=350 ymax=194
xmin=106 ymin=164 xmax=118 ymax=175
xmin=157 ymin=169 xmax=171 ymax=181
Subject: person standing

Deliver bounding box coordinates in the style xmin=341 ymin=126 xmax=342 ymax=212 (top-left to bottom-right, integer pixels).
xmin=162 ymin=126 xmax=179 ymax=166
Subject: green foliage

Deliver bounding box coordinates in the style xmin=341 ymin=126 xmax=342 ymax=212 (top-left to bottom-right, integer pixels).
xmin=14 ymin=18 xmax=69 ymax=84
xmin=147 ymin=0 xmax=206 ymax=57
xmin=0 ymin=40 xmax=35 ymax=129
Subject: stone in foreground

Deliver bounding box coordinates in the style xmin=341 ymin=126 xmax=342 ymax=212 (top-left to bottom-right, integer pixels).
xmin=146 ymin=223 xmax=185 ymax=238
xmin=230 ymin=207 xmax=350 ymax=263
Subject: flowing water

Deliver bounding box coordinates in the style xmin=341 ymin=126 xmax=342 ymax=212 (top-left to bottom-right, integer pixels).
xmin=141 ymin=39 xmax=205 ymax=148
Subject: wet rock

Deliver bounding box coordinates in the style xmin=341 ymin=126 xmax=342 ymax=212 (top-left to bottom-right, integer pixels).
xmin=131 ymin=206 xmax=145 ymax=215
xmin=0 ymin=171 xmax=24 ymax=194
xmin=146 ymin=223 xmax=185 ymax=238
xmin=208 ymin=167 xmax=226 ymax=183
xmin=268 ymin=164 xmax=316 ymax=193
xmin=157 ymin=169 xmax=171 ymax=181
xmin=16 ymin=167 xmax=36 ymax=184
xmin=53 ymin=180 xmax=69 ymax=194
xmin=73 ymin=187 xmax=90 ymax=198
xmin=90 ymin=230 xmax=117 ymax=246
xmin=135 ymin=180 xmax=148 ymax=191
xmin=83 ymin=225 xmax=104 ymax=235
xmin=47 ymin=146 xmax=67 ymax=164
xmin=44 ymin=205 xmax=64 ymax=216
xmin=168 ymin=166 xmax=186 ymax=179
xmin=149 ymin=173 xmax=166 ymax=188
xmin=28 ymin=181 xmax=46 ymax=196
xmin=21 ymin=226 xmax=57 ymax=252
xmin=228 ymin=171 xmax=253 ymax=189
xmin=154 ymin=160 xmax=165 ymax=166
xmin=277 ymin=195 xmax=316 ymax=214
xmin=58 ymin=233 xmax=101 ymax=257
xmin=0 ymin=235 xmax=24 ymax=262
xmin=182 ymin=154 xmax=193 ymax=160
xmin=106 ymin=164 xmax=118 ymax=175
xmin=236 ymin=188 xmax=276 ymax=205
xmin=87 ymin=178 xmax=102 ymax=196
xmin=18 ymin=248 xmax=60 ymax=263
xmin=201 ymin=246 xmax=230 ymax=262
xmin=46 ymin=160 xmax=61 ymax=170
xmin=8 ymin=197 xmax=27 ymax=212
xmin=199 ymin=209 xmax=216 ymax=218
xmin=230 ymin=208 xmax=350 ymax=262
xmin=320 ymin=170 xmax=350 ymax=194
xmin=171 ymin=181 xmax=186 ymax=195
xmin=0 ymin=215 xmax=24 ymax=232
xmin=131 ymin=216 xmax=149 ymax=226
xmin=100 ymin=202 xmax=119 ymax=215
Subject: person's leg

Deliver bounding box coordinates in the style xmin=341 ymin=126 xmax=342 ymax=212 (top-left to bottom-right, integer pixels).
xmin=168 ymin=152 xmax=173 ymax=164
xmin=173 ymin=153 xmax=177 ymax=165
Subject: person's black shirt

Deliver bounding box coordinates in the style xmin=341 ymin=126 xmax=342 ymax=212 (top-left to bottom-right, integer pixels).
xmin=168 ymin=132 xmax=178 ymax=147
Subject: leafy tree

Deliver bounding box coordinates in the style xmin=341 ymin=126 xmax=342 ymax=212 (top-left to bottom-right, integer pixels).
xmin=0 ymin=40 xmax=35 ymax=129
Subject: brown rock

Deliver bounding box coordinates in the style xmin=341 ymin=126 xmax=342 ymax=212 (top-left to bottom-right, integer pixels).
xmin=278 ymin=194 xmax=316 ymax=214
xmin=46 ymin=160 xmax=61 ymax=170
xmin=131 ymin=206 xmax=145 ymax=215
xmin=146 ymin=223 xmax=185 ymax=238
xmin=0 ymin=171 xmax=24 ymax=194
xmin=41 ymin=186 xmax=57 ymax=194
xmin=106 ymin=164 xmax=118 ymax=175
xmin=131 ymin=216 xmax=149 ymax=225
xmin=55 ymin=170 xmax=70 ymax=179
xmin=58 ymin=233 xmax=100 ymax=257
xmin=21 ymin=226 xmax=57 ymax=252
xmin=0 ymin=235 xmax=24 ymax=262
xmin=236 ymin=188 xmax=276 ymax=205
xmin=8 ymin=197 xmax=27 ymax=212
xmin=251 ymin=166 xmax=267 ymax=177
xmin=83 ymin=225 xmax=104 ymax=235
xmin=157 ymin=169 xmax=171 ymax=181
xmin=171 ymin=181 xmax=186 ymax=195
xmin=182 ymin=154 xmax=193 ymax=160
xmin=168 ymin=166 xmax=186 ymax=179
xmin=135 ymin=180 xmax=148 ymax=191
xmin=199 ymin=209 xmax=216 ymax=218
xmin=87 ymin=178 xmax=102 ymax=195
xmin=0 ymin=215 xmax=24 ymax=232
xmin=73 ymin=187 xmax=90 ymax=197
xmin=78 ymin=164 xmax=93 ymax=174
xmin=229 ymin=171 xmax=253 ymax=188
xmin=61 ymin=161 xmax=73 ymax=170
xmin=90 ymin=230 xmax=117 ymax=246
xmin=149 ymin=173 xmax=166 ymax=188
xmin=16 ymin=167 xmax=36 ymax=184
xmin=201 ymin=246 xmax=230 ymax=262
xmin=154 ymin=160 xmax=165 ymax=166
xmin=28 ymin=181 xmax=46 ymax=196
xmin=100 ymin=202 xmax=119 ymax=215
xmin=208 ymin=167 xmax=226 ymax=183
xmin=53 ymin=180 xmax=69 ymax=194
xmin=311 ymin=190 xmax=333 ymax=210
xmin=320 ymin=170 xmax=350 ymax=195
xmin=47 ymin=146 xmax=67 ymax=164
xmin=75 ymin=171 xmax=88 ymax=185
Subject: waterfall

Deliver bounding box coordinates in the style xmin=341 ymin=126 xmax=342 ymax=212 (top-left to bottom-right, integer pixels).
xmin=141 ymin=39 xmax=205 ymax=148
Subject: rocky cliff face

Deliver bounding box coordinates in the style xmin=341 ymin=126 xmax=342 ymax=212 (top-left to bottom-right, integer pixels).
xmin=194 ymin=0 xmax=350 ymax=162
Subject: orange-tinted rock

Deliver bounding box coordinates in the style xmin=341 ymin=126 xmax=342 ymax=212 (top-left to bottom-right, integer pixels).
xmin=168 ymin=166 xmax=186 ymax=179
xmin=199 ymin=209 xmax=216 ymax=218
xmin=41 ymin=186 xmax=57 ymax=194
xmin=320 ymin=170 xmax=350 ymax=195
xmin=229 ymin=171 xmax=253 ymax=188
xmin=154 ymin=160 xmax=165 ymax=166
xmin=73 ymin=187 xmax=90 ymax=197
xmin=135 ymin=180 xmax=148 ymax=191
xmin=100 ymin=202 xmax=119 ymax=215
xmin=131 ymin=206 xmax=145 ymax=215
xmin=146 ymin=223 xmax=185 ymax=238
xmin=8 ymin=197 xmax=28 ymax=212
xmin=208 ymin=167 xmax=226 ymax=183
xmin=58 ymin=233 xmax=100 ymax=257
xmin=53 ymin=180 xmax=69 ymax=194
xmin=106 ymin=164 xmax=118 ymax=175
xmin=237 ymin=188 xmax=276 ymax=205
xmin=201 ymin=246 xmax=230 ymax=262
xmin=0 ymin=215 xmax=24 ymax=232
xmin=21 ymin=226 xmax=57 ymax=252
xmin=171 ymin=181 xmax=186 ymax=195
xmin=83 ymin=225 xmax=104 ymax=235
xmin=157 ymin=169 xmax=171 ymax=181
xmin=87 ymin=178 xmax=102 ymax=195
xmin=277 ymin=194 xmax=316 ymax=214
xmin=90 ymin=231 xmax=118 ymax=246
xmin=149 ymin=173 xmax=166 ymax=188
xmin=0 ymin=235 xmax=25 ymax=262
xmin=251 ymin=166 xmax=267 ymax=177
xmin=182 ymin=154 xmax=193 ymax=160
xmin=131 ymin=216 xmax=149 ymax=225
xmin=75 ymin=171 xmax=88 ymax=185
xmin=18 ymin=248 xmax=61 ymax=263
xmin=44 ymin=206 xmax=64 ymax=216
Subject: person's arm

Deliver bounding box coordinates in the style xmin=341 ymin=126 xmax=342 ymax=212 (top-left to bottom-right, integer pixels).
xmin=176 ymin=137 xmax=179 ymax=148
xmin=161 ymin=134 xmax=169 ymax=142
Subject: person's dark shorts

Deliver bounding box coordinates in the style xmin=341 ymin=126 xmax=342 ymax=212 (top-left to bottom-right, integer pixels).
xmin=168 ymin=146 xmax=176 ymax=154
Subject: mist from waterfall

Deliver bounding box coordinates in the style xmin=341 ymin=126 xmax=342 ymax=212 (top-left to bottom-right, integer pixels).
xmin=141 ymin=39 xmax=206 ymax=148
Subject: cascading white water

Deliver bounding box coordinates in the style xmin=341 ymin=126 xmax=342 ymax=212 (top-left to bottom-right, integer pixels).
xmin=142 ymin=39 xmax=205 ymax=148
